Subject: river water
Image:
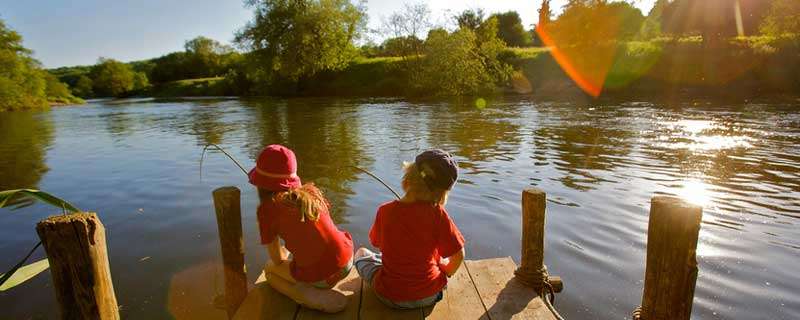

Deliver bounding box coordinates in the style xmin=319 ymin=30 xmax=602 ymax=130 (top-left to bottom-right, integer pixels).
xmin=0 ymin=97 xmax=798 ymax=319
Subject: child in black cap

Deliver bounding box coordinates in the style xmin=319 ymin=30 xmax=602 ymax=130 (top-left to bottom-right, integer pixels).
xmin=354 ymin=149 xmax=466 ymax=309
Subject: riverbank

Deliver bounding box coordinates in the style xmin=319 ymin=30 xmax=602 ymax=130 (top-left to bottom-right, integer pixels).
xmin=138 ymin=38 xmax=799 ymax=101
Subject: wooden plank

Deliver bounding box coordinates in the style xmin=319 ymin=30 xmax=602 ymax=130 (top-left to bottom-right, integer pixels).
xmin=295 ymin=268 xmax=363 ymax=320
xmin=233 ymin=271 xmax=299 ymax=320
xmin=423 ymin=266 xmax=488 ymax=320
xmin=466 ymin=258 xmax=556 ymax=320
xmin=359 ymin=281 xmax=422 ymax=320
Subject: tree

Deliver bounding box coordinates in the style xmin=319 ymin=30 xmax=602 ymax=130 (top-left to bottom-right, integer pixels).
xmin=184 ymin=36 xmax=234 ymax=76
xmin=549 ymin=0 xmax=644 ymax=46
xmin=380 ymin=36 xmax=424 ymax=57
xmin=72 ymin=75 xmax=94 ymax=98
xmin=235 ymin=0 xmax=367 ymax=83
xmin=455 ymin=9 xmax=485 ymax=31
xmin=132 ymin=72 xmax=150 ymax=91
xmin=662 ymin=0 xmax=770 ymax=42
xmin=90 ymin=58 xmax=135 ymax=97
xmin=42 ymin=72 xmax=71 ymax=99
xmin=381 ymin=3 xmax=431 ymax=59
xmin=760 ymin=0 xmax=800 ymax=36
xmin=417 ymin=17 xmax=511 ymax=96
xmin=489 ymin=11 xmax=531 ymax=47
xmin=638 ymin=0 xmax=668 ymax=39
xmin=538 ymin=0 xmax=552 ymax=27
xmin=0 ymin=19 xmax=48 ymax=110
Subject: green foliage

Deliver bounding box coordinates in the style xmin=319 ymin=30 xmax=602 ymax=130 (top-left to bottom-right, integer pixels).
xmin=0 ymin=189 xmax=81 ymax=212
xmin=0 ymin=19 xmax=81 ymax=111
xmin=379 ymin=36 xmax=424 ymax=58
xmin=416 ymin=17 xmax=512 ymax=96
xmin=489 ymin=11 xmax=531 ymax=47
xmin=72 ymin=75 xmax=94 ymax=98
xmin=550 ymin=0 xmax=645 ymax=45
xmin=637 ymin=0 xmax=667 ymax=40
xmin=90 ymin=58 xmax=135 ymax=97
xmin=662 ymin=0 xmax=771 ymax=40
xmin=454 ymin=9 xmax=485 ymax=31
xmin=236 ymin=0 xmax=367 ymax=84
xmin=0 ymin=189 xmax=81 ymax=291
xmin=0 ymin=259 xmax=48 ymax=292
xmin=760 ymin=0 xmax=800 ymax=36
xmin=133 ymin=72 xmax=150 ymax=91
xmin=0 ymin=20 xmax=47 ymax=111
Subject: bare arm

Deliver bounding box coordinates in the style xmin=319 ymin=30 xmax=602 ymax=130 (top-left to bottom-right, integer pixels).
xmin=440 ymin=248 xmax=465 ymax=277
xmin=266 ymin=238 xmax=289 ymax=265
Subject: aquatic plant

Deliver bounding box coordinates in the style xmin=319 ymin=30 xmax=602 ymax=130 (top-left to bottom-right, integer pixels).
xmin=0 ymin=189 xmax=80 ymax=291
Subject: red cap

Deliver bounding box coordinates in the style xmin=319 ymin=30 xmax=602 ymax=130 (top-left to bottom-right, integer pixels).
xmin=248 ymin=144 xmax=302 ymax=191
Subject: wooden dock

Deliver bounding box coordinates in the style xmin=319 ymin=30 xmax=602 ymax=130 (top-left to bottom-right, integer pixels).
xmin=32 ymin=187 xmax=705 ymax=320
xmin=234 ymin=257 xmax=557 ymax=320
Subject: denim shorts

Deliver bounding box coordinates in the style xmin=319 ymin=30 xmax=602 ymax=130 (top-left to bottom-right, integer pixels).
xmin=355 ymin=248 xmax=443 ymax=309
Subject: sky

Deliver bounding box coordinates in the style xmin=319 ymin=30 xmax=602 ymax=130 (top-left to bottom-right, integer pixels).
xmin=3 ymin=0 xmax=655 ymax=68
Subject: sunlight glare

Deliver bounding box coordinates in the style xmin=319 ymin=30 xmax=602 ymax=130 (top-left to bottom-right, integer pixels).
xmin=678 ymin=179 xmax=710 ymax=207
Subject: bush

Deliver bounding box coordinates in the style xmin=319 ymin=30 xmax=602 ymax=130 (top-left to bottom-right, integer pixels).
xmin=415 ymin=18 xmax=512 ymax=96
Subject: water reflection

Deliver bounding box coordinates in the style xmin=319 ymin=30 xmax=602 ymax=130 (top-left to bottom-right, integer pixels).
xmin=427 ymin=102 xmax=524 ymax=165
xmin=533 ymin=105 xmax=634 ymax=190
xmin=1 ymin=99 xmax=799 ymax=320
xmin=0 ymin=111 xmax=53 ymax=191
xmin=242 ymin=99 xmax=372 ymax=223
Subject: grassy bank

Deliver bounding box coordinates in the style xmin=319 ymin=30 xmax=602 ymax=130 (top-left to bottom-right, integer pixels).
xmin=99 ymin=37 xmax=800 ymax=100
xmin=271 ymin=37 xmax=800 ymax=99
xmin=147 ymin=77 xmax=230 ymax=97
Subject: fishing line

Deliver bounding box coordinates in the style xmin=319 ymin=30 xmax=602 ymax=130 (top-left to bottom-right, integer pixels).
xmin=199 ymin=144 xmax=401 ymax=200
xmin=347 ymin=166 xmax=401 ymax=200
xmin=200 ymin=144 xmax=249 ymax=180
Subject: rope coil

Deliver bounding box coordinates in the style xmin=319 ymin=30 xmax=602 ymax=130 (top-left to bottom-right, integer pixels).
xmin=632 ymin=306 xmax=643 ymax=320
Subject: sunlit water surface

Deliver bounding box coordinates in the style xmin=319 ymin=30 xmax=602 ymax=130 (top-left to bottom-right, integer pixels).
xmin=0 ymin=98 xmax=798 ymax=319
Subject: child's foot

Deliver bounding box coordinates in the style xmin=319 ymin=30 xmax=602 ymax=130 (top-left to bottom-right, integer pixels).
xmin=295 ymin=283 xmax=347 ymax=313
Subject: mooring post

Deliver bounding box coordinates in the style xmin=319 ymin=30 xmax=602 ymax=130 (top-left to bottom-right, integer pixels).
xmin=36 ymin=213 xmax=119 ymax=320
xmin=212 ymin=186 xmax=247 ymax=318
xmin=635 ymin=196 xmax=703 ymax=320
xmin=515 ymin=188 xmax=562 ymax=293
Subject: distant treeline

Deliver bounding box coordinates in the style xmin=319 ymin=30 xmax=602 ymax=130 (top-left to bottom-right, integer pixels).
xmin=5 ymin=0 xmax=800 ymax=111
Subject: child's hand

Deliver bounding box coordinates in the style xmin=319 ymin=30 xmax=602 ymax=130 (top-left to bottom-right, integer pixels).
xmin=438 ymin=257 xmax=452 ymax=277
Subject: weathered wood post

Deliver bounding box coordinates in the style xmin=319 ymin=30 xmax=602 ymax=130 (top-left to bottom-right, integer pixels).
xmin=515 ymin=188 xmax=562 ymax=293
xmin=634 ymin=196 xmax=703 ymax=320
xmin=212 ymin=186 xmax=248 ymax=318
xmin=36 ymin=213 xmax=119 ymax=320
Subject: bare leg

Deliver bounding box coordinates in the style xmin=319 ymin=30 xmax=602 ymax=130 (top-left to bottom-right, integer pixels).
xmin=264 ymin=260 xmax=347 ymax=313
xmin=265 ymin=260 xmax=297 ymax=284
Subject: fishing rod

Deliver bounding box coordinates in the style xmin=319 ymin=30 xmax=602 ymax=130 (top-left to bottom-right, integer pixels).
xmin=199 ymin=144 xmax=401 ymax=200
xmin=199 ymin=143 xmax=249 ymax=180
xmin=347 ymin=166 xmax=401 ymax=200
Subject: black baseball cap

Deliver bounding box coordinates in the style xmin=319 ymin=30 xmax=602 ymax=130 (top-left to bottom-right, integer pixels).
xmin=415 ymin=149 xmax=458 ymax=190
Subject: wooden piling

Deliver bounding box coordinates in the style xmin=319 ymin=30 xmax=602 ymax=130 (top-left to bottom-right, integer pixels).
xmin=213 ymin=186 xmax=248 ymax=318
xmin=515 ymin=188 xmax=548 ymax=292
xmin=637 ymin=196 xmax=703 ymax=320
xmin=36 ymin=213 xmax=119 ymax=320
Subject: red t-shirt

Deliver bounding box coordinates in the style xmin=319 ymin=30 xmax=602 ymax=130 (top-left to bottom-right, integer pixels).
xmin=369 ymin=200 xmax=465 ymax=301
xmin=257 ymin=200 xmax=353 ymax=283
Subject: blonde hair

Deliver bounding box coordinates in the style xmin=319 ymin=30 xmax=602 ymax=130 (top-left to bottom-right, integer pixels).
xmin=402 ymin=162 xmax=449 ymax=205
xmin=258 ymin=183 xmax=329 ymax=222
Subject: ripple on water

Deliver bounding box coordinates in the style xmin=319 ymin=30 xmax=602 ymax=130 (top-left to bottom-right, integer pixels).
xmin=1 ymin=98 xmax=799 ymax=319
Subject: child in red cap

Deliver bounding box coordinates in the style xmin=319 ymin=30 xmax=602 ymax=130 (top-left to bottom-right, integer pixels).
xmin=249 ymin=144 xmax=354 ymax=313
xmin=355 ymin=149 xmax=466 ymax=309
